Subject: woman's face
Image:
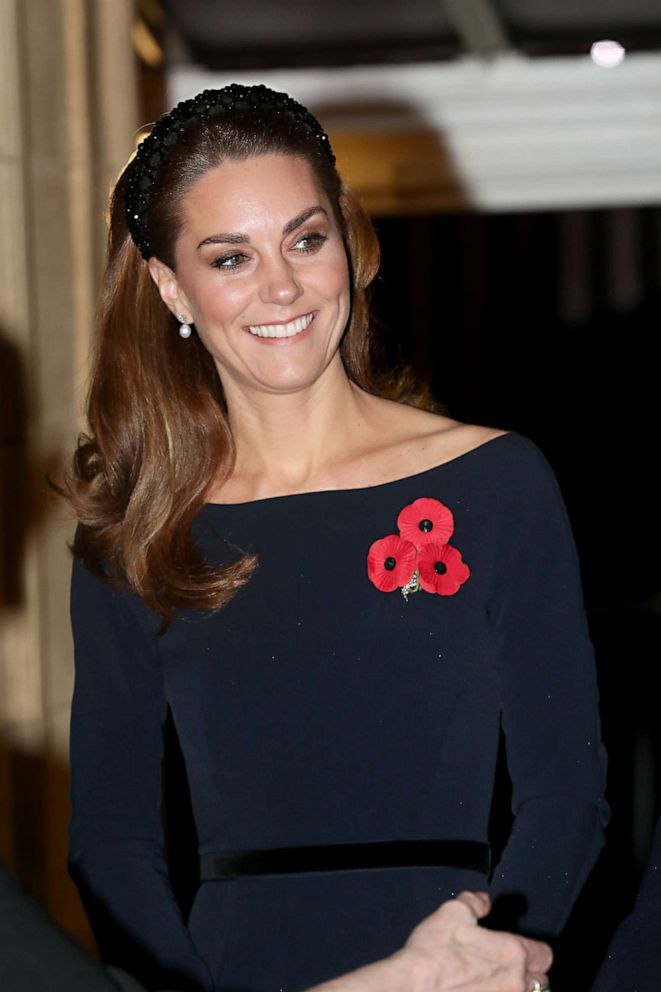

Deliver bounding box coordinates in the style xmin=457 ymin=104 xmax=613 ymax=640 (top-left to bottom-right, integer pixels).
xmin=151 ymin=153 xmax=351 ymax=400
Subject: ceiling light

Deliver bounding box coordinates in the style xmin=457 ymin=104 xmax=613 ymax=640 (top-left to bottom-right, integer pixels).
xmin=590 ymin=40 xmax=625 ymax=68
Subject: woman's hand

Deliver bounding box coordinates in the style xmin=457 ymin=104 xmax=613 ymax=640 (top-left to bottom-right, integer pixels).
xmin=400 ymin=891 xmax=552 ymax=991
xmin=311 ymin=891 xmax=552 ymax=992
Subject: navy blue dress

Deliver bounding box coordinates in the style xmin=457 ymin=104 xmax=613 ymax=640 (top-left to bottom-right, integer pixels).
xmin=69 ymin=433 xmax=608 ymax=991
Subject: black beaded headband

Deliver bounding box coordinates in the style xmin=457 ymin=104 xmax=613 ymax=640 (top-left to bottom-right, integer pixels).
xmin=125 ymin=83 xmax=336 ymax=260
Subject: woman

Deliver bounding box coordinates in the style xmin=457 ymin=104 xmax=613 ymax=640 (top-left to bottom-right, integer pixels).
xmin=67 ymin=84 xmax=605 ymax=992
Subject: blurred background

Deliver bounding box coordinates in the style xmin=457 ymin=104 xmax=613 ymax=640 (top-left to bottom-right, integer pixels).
xmin=1 ymin=0 xmax=660 ymax=986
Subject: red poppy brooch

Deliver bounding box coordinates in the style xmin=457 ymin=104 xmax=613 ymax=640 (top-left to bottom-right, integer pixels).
xmin=367 ymin=497 xmax=470 ymax=600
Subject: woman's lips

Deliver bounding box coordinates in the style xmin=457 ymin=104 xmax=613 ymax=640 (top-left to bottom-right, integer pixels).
xmin=246 ymin=311 xmax=315 ymax=340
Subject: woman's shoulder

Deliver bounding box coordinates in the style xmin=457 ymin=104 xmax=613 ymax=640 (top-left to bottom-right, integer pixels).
xmin=366 ymin=399 xmax=509 ymax=479
xmin=409 ymin=418 xmax=508 ymax=469
xmin=365 ymin=401 xmax=560 ymax=495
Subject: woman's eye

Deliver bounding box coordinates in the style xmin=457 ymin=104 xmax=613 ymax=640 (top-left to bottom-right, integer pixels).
xmin=210 ymin=252 xmax=249 ymax=270
xmin=292 ymin=233 xmax=327 ymax=253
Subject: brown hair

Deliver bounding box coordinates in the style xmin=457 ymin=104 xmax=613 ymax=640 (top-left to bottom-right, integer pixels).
xmin=64 ymin=105 xmax=431 ymax=621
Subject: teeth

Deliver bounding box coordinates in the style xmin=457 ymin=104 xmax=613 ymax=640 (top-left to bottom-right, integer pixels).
xmin=248 ymin=313 xmax=314 ymax=338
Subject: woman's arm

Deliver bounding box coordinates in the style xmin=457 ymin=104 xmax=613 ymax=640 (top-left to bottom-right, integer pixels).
xmin=487 ymin=436 xmax=609 ymax=937
xmin=69 ymin=559 xmax=213 ymax=991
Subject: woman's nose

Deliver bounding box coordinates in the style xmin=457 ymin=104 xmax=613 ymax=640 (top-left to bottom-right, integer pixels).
xmin=258 ymin=256 xmax=303 ymax=306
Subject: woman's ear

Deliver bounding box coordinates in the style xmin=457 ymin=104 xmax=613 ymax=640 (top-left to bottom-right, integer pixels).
xmin=148 ymin=258 xmax=192 ymax=322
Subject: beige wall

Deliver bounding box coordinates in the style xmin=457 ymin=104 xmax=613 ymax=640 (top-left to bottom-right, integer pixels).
xmin=0 ymin=0 xmax=137 ymax=946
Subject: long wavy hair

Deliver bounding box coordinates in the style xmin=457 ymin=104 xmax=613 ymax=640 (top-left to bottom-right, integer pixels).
xmin=64 ymin=102 xmax=432 ymax=621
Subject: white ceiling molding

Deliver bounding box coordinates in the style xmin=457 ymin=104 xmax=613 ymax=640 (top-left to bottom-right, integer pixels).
xmin=168 ymin=52 xmax=661 ymax=211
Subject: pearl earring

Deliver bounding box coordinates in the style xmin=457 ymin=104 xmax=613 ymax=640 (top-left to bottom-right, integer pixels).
xmin=178 ymin=314 xmax=192 ymax=339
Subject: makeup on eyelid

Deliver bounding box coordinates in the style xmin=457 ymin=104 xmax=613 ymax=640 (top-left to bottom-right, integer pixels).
xmin=209 ymin=233 xmax=328 ymax=272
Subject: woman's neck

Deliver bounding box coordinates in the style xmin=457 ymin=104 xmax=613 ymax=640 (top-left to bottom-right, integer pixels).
xmin=219 ymin=365 xmax=375 ymax=502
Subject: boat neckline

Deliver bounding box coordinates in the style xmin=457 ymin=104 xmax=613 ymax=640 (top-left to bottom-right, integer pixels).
xmin=202 ymin=431 xmax=513 ymax=510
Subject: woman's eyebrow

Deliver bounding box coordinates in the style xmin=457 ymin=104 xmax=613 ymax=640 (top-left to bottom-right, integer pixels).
xmin=197 ymin=206 xmax=327 ymax=250
xmin=282 ymin=206 xmax=327 ymax=237
xmin=197 ymin=232 xmax=248 ymax=249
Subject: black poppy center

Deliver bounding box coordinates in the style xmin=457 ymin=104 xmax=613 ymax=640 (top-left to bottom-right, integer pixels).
xmin=434 ymin=561 xmax=447 ymax=575
xmin=419 ymin=519 xmax=433 ymax=533
xmin=384 ymin=556 xmax=397 ymax=571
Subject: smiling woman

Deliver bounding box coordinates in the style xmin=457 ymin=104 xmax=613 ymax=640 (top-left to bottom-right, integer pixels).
xmin=62 ymin=84 xmax=606 ymax=992
xmin=148 ymin=155 xmax=351 ymax=401
xmin=65 ymin=85 xmax=391 ymax=615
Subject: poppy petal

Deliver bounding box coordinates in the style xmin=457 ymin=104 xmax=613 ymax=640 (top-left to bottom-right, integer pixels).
xmin=417 ymin=542 xmax=470 ymax=596
xmin=397 ymin=497 xmax=454 ymax=547
xmin=367 ymin=534 xmax=417 ymax=592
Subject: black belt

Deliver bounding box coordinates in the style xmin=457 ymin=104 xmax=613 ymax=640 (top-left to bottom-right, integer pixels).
xmin=199 ymin=840 xmax=490 ymax=881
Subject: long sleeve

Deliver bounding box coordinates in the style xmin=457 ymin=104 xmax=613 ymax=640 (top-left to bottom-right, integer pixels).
xmin=69 ymin=560 xmax=213 ymax=991
xmin=486 ymin=438 xmax=609 ymax=938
